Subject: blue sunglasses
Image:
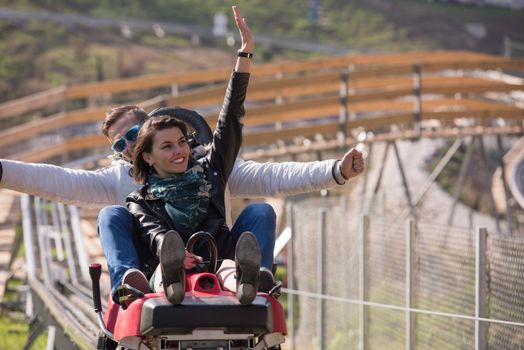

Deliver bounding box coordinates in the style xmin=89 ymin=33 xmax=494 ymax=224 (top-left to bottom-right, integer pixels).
xmin=111 ymin=124 xmax=142 ymax=153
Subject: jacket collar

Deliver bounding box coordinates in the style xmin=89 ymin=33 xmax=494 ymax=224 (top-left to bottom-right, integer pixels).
xmin=140 ymin=185 xmax=161 ymax=201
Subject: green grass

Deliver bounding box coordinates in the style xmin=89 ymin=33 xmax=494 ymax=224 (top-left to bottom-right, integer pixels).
xmin=0 ymin=312 xmax=48 ymax=350
xmin=0 ymin=0 xmax=436 ymax=103
xmin=0 ymin=313 xmax=31 ymax=350
xmin=0 ymin=276 xmax=47 ymax=350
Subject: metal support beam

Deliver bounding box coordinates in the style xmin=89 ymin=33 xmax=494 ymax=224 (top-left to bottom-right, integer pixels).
xmin=373 ymin=142 xmax=390 ymax=196
xmin=21 ymin=194 xmax=36 ymax=281
xmin=392 ymin=141 xmax=416 ymax=219
xmin=411 ymin=138 xmax=462 ymax=208
xmin=69 ymin=205 xmax=90 ymax=282
xmin=496 ymin=135 xmax=514 ymax=235
xmin=476 ymin=136 xmax=502 ymax=233
xmin=24 ymin=281 xmax=91 ymax=350
xmin=448 ymin=137 xmax=475 ymax=226
xmin=58 ymin=203 xmax=79 ymax=285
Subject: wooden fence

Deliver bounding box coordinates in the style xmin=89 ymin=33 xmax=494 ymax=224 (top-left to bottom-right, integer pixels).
xmin=1 ymin=50 xmax=523 ymax=162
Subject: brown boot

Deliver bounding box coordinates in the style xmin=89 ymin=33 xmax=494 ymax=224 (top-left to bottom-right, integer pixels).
xmin=159 ymin=231 xmax=186 ymax=305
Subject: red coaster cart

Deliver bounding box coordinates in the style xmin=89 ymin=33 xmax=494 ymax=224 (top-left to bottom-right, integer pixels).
xmin=89 ymin=232 xmax=286 ymax=350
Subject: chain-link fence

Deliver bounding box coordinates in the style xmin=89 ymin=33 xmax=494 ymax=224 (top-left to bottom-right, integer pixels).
xmin=285 ymin=194 xmax=524 ymax=350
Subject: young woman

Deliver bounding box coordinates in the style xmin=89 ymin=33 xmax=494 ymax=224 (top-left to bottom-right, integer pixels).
xmin=126 ymin=6 xmax=260 ymax=305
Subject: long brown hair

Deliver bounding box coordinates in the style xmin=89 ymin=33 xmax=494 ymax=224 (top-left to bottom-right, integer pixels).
xmin=133 ymin=115 xmax=189 ymax=184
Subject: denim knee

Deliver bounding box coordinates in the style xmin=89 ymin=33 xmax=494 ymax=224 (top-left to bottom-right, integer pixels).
xmin=243 ymin=203 xmax=276 ymax=220
xmin=98 ymin=205 xmax=132 ymax=229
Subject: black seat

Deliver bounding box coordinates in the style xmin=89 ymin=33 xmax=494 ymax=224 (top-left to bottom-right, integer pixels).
xmin=140 ymin=295 xmax=274 ymax=336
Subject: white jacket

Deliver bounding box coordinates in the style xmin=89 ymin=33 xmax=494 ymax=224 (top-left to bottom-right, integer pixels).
xmin=0 ymin=157 xmax=340 ymax=224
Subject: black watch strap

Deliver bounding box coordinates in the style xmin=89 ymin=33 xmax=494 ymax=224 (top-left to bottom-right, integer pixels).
xmin=237 ymin=51 xmax=253 ymax=59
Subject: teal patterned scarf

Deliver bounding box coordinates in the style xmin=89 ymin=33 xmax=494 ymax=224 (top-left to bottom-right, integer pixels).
xmin=148 ymin=164 xmax=211 ymax=236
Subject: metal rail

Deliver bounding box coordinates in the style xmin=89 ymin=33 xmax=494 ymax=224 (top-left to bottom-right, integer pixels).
xmin=20 ymin=194 xmax=101 ymax=350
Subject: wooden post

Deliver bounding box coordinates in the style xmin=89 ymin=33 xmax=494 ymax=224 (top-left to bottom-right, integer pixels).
xmin=338 ymin=68 xmax=349 ymax=149
xmin=412 ymin=64 xmax=422 ymax=139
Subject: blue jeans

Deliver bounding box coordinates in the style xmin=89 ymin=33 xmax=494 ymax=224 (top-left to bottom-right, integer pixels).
xmin=231 ymin=203 xmax=276 ymax=271
xmin=98 ymin=205 xmax=144 ymax=302
xmin=98 ymin=203 xmax=276 ymax=301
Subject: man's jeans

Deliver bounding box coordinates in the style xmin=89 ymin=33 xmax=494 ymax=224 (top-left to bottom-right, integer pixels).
xmin=230 ymin=203 xmax=276 ymax=270
xmin=98 ymin=203 xmax=276 ymax=301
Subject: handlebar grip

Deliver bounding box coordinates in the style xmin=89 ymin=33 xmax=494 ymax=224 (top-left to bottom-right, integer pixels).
xmin=89 ymin=263 xmax=103 ymax=313
xmin=186 ymin=231 xmax=218 ymax=274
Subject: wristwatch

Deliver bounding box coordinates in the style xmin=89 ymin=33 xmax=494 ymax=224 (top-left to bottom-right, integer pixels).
xmin=237 ymin=51 xmax=253 ymax=59
xmin=332 ymin=160 xmax=346 ymax=185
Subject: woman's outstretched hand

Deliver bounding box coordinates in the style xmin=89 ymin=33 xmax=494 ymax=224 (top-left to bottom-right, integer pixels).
xmin=232 ymin=5 xmax=253 ymax=53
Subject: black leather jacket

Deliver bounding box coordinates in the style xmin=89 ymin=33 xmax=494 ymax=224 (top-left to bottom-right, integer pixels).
xmin=127 ymin=71 xmax=249 ymax=267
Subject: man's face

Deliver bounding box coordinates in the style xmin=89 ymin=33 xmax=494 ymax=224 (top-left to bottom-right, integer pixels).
xmin=107 ymin=112 xmax=142 ymax=162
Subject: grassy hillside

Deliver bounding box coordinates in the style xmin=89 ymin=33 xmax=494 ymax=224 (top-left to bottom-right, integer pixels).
xmin=0 ymin=0 xmax=522 ymax=102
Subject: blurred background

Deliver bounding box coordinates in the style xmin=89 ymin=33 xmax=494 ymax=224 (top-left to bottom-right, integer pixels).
xmin=0 ymin=0 xmax=523 ymax=102
xmin=0 ymin=1 xmax=523 ymax=349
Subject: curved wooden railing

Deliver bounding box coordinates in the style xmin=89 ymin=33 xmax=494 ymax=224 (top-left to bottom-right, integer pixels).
xmin=0 ymin=50 xmax=523 ymax=163
xmin=0 ymin=50 xmax=513 ymax=121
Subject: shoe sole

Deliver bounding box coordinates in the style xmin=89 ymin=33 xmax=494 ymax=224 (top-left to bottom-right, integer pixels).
xmin=160 ymin=232 xmax=186 ymax=304
xmin=122 ymin=269 xmax=150 ymax=295
xmin=235 ymin=232 xmax=261 ymax=305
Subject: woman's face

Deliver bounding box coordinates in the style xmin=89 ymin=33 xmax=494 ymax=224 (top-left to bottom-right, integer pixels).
xmin=143 ymin=127 xmax=190 ymax=177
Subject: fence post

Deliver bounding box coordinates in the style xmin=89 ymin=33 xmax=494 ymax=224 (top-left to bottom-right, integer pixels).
xmin=406 ymin=219 xmax=417 ymax=350
xmin=317 ymin=209 xmax=327 ymax=350
xmin=359 ymin=214 xmax=369 ymax=350
xmin=475 ymin=227 xmax=488 ymax=350
xmin=287 ymin=202 xmax=296 ymax=350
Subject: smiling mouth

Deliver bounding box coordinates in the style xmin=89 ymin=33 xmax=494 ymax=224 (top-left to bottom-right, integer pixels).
xmin=172 ymin=157 xmax=185 ymax=164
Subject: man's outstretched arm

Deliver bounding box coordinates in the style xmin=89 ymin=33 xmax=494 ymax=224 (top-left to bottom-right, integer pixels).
xmin=0 ymin=159 xmax=134 ymax=208
xmin=228 ymin=149 xmax=365 ymax=198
